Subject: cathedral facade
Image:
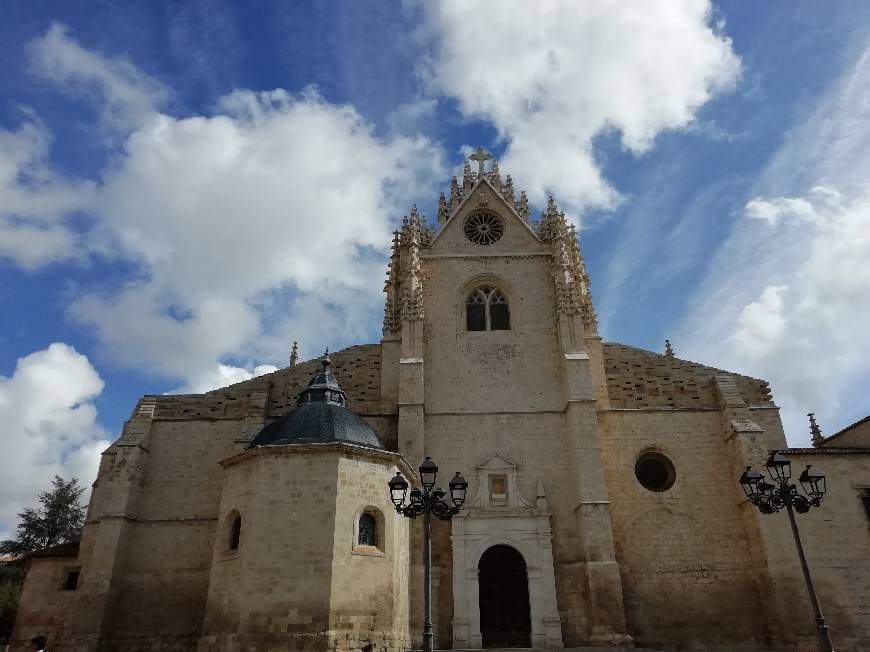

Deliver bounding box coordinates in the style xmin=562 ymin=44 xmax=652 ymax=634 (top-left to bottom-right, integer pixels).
xmin=11 ymin=152 xmax=870 ymax=651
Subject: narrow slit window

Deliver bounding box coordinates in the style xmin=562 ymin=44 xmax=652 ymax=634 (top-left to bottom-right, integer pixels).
xmin=466 ymin=286 xmax=510 ymax=331
xmin=229 ymin=515 xmax=241 ymax=551
xmin=861 ymin=490 xmax=870 ymax=522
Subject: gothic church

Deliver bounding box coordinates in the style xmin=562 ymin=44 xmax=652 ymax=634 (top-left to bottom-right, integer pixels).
xmin=12 ymin=151 xmax=870 ymax=651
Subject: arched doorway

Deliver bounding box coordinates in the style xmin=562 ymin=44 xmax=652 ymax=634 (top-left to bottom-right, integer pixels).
xmin=478 ymin=545 xmax=531 ymax=648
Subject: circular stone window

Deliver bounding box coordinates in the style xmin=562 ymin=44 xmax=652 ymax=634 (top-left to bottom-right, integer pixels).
xmin=635 ymin=452 xmax=676 ymax=492
xmin=464 ymin=211 xmax=504 ymax=245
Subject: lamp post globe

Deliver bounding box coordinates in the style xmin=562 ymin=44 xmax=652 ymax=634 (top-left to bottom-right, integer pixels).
xmin=419 ymin=457 xmax=438 ymax=490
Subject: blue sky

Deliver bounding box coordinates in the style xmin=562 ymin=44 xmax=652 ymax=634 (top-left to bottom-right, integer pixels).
xmin=2 ymin=1 xmax=870 ymax=534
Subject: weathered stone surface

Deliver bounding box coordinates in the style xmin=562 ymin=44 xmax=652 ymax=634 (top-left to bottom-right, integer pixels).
xmin=11 ymin=154 xmax=870 ymax=652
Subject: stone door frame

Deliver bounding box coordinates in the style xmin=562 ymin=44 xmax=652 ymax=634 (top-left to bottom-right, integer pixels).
xmin=451 ymin=454 xmax=563 ymax=649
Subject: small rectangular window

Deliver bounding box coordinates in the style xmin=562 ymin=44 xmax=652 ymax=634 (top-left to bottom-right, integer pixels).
xmin=63 ymin=568 xmax=80 ymax=591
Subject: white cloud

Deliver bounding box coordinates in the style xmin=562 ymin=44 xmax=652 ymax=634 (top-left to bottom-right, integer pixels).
xmin=679 ymin=43 xmax=870 ymax=444
xmin=0 ymin=343 xmax=110 ymax=539
xmin=27 ymin=22 xmax=168 ymax=132
xmin=730 ymin=284 xmax=788 ymax=358
xmin=8 ymin=26 xmax=444 ymax=389
xmin=0 ymin=114 xmax=96 ymax=269
xmin=171 ymin=363 xmax=279 ymax=394
xmin=421 ymin=0 xmax=740 ymax=215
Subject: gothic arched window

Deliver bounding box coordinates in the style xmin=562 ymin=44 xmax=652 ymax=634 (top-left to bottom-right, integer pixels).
xmin=358 ymin=512 xmax=377 ymax=547
xmin=466 ymin=286 xmax=510 ymax=331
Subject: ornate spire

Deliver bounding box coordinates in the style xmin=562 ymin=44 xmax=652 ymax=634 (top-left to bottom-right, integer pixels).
xmin=809 ymin=412 xmax=824 ymax=447
xmin=537 ymin=196 xmax=567 ymax=241
xmin=400 ymin=204 xmax=433 ymax=247
xmin=289 ymin=341 xmax=298 ymax=367
xmin=488 ymin=160 xmax=501 ymax=189
xmin=515 ymin=190 xmax=529 ymax=222
xmin=664 ymin=340 xmax=675 ymax=358
xmin=501 ymin=175 xmax=515 ymax=204
xmin=538 ymin=198 xmax=598 ymax=333
xmin=438 ymin=192 xmax=449 ymax=225
xmin=462 ymin=160 xmax=475 ymax=190
xmin=384 ymin=206 xmax=430 ymax=336
xmin=383 ymin=230 xmax=402 ymax=335
xmin=450 ymin=176 xmax=462 ymax=210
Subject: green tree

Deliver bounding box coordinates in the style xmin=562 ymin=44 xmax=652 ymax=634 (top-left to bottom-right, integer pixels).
xmin=0 ymin=476 xmax=85 ymax=643
xmin=0 ymin=476 xmax=86 ymax=555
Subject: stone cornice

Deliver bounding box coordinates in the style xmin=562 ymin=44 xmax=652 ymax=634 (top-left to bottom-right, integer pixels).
xmin=219 ymin=441 xmax=417 ymax=478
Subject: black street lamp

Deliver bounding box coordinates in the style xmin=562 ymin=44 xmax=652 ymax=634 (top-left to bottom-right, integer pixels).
xmin=389 ymin=458 xmax=468 ymax=652
xmin=739 ymin=453 xmax=835 ymax=652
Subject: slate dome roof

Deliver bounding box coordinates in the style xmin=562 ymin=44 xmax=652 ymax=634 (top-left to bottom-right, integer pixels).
xmin=248 ymin=354 xmax=384 ymax=450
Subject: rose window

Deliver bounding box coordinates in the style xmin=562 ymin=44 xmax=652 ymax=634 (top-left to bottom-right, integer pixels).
xmin=464 ymin=212 xmax=504 ymax=245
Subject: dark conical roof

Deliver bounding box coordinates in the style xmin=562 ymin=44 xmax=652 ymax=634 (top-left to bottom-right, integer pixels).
xmin=248 ymin=354 xmax=383 ymax=450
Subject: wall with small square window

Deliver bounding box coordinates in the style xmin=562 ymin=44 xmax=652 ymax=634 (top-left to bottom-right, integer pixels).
xmin=62 ymin=567 xmax=81 ymax=591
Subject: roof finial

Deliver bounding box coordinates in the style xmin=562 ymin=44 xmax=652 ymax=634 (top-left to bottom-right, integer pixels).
xmin=664 ymin=339 xmax=675 ymax=358
xmin=289 ymin=341 xmax=298 ymax=367
xmin=322 ymin=347 xmax=331 ymax=366
xmin=469 ymin=146 xmax=492 ymax=176
xmin=808 ymin=412 xmax=824 ymax=447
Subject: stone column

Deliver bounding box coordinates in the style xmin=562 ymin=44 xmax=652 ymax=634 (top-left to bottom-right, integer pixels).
xmin=560 ymin=314 xmax=631 ymax=646
xmin=399 ymin=311 xmax=426 ymax=649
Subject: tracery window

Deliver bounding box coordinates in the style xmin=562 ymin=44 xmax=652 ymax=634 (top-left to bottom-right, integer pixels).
xmin=464 ymin=211 xmax=504 ymax=245
xmin=358 ymin=512 xmax=377 ymax=547
xmin=466 ymin=286 xmax=510 ymax=331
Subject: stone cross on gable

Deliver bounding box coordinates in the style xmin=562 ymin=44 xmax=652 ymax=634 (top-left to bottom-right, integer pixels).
xmin=469 ymin=146 xmax=492 ymax=176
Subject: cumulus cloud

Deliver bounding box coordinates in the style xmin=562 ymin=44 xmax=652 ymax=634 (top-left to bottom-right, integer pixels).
xmin=679 ymin=43 xmax=870 ymax=444
xmin=421 ymin=0 xmax=740 ymax=215
xmin=0 ymin=343 xmax=110 ymax=539
xmin=171 ymin=363 xmax=280 ymax=395
xmin=6 ymin=25 xmax=444 ymax=390
xmin=27 ymin=22 xmax=168 ymax=132
xmin=0 ymin=114 xmax=96 ymax=269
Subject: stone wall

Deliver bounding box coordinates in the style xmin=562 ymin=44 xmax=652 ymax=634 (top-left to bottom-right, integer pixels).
xmin=12 ymin=555 xmax=81 ymax=648
xmin=329 ymin=453 xmax=410 ymax=652
xmin=754 ymin=449 xmax=870 ymax=651
xmin=200 ymin=447 xmax=339 ymax=651
xmin=600 ymin=409 xmax=772 ymax=650
xmin=199 ymin=445 xmax=410 ymax=652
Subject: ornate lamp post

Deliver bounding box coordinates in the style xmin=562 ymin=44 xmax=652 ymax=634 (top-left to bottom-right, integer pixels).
xmin=389 ymin=458 xmax=468 ymax=652
xmin=739 ymin=453 xmax=835 ymax=652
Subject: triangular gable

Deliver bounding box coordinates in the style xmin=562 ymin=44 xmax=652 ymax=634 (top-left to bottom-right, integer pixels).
xmin=429 ymin=177 xmax=540 ymax=250
xmin=476 ymin=452 xmax=518 ymax=470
